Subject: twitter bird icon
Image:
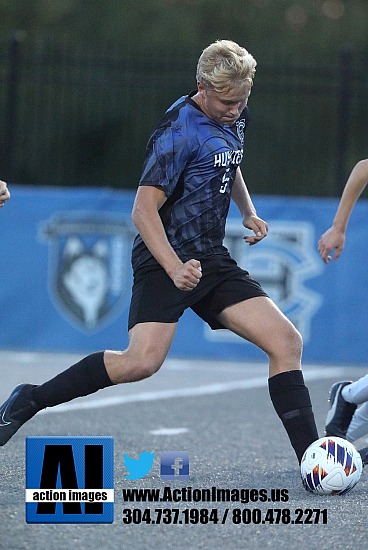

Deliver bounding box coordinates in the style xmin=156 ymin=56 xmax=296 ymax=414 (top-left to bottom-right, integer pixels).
xmin=123 ymin=452 xmax=156 ymax=480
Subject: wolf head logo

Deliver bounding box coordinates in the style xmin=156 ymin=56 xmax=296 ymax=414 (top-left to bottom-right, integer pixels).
xmin=59 ymin=238 xmax=109 ymax=329
xmin=41 ymin=214 xmax=134 ymax=332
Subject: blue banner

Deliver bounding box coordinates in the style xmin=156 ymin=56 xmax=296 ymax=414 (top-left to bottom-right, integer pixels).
xmin=0 ymin=185 xmax=367 ymax=364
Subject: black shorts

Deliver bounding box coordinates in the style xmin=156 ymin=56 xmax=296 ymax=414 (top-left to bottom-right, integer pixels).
xmin=128 ymin=254 xmax=268 ymax=331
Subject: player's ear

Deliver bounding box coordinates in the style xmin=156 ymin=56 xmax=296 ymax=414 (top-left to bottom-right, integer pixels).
xmin=197 ymin=81 xmax=206 ymax=95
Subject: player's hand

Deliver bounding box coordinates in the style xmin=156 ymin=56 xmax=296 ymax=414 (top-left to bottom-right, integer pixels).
xmin=318 ymin=227 xmax=345 ymax=263
xmin=243 ymin=214 xmax=268 ymax=246
xmin=173 ymin=259 xmax=202 ymax=291
xmin=0 ymin=180 xmax=10 ymax=207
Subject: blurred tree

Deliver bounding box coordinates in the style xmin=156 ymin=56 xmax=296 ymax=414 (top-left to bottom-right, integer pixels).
xmin=1 ymin=0 xmax=368 ymax=60
xmin=0 ymin=0 xmax=367 ymax=194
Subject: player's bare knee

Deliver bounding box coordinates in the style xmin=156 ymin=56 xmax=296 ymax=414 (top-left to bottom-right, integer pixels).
xmin=104 ymin=349 xmax=164 ymax=384
xmin=284 ymin=325 xmax=303 ymax=361
xmin=289 ymin=327 xmax=303 ymax=360
xmin=268 ymin=324 xmax=302 ymax=364
xmin=134 ymin=355 xmax=163 ymax=380
xmin=125 ymin=348 xmax=165 ymax=382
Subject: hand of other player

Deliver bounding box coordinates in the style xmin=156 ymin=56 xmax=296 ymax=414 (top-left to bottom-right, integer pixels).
xmin=243 ymin=214 xmax=268 ymax=246
xmin=318 ymin=226 xmax=345 ymax=263
xmin=0 ymin=180 xmax=10 ymax=207
xmin=172 ymin=259 xmax=202 ymax=291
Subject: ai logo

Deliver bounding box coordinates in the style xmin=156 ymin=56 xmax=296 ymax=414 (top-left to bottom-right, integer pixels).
xmin=25 ymin=436 xmax=114 ymax=524
xmin=40 ymin=213 xmax=135 ymax=332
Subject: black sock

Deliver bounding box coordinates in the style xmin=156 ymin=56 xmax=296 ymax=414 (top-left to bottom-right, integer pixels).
xmin=30 ymin=351 xmax=114 ymax=410
xmin=268 ymin=370 xmax=319 ymax=464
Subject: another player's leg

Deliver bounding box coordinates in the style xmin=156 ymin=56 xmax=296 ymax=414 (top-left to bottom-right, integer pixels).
xmin=346 ymin=402 xmax=368 ymax=442
xmin=325 ymin=375 xmax=368 ymax=466
xmin=325 ymin=381 xmax=357 ymax=437
xmin=0 ymin=322 xmax=177 ymax=446
xmin=217 ymin=296 xmax=318 ymax=464
xmin=325 ymin=374 xmax=368 ymax=438
xmin=345 ymin=401 xmax=368 ymax=466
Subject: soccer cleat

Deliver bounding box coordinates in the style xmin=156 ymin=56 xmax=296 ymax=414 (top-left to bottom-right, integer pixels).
xmin=325 ymin=381 xmax=357 ymax=438
xmin=0 ymin=384 xmax=38 ymax=446
xmin=358 ymin=446 xmax=368 ymax=468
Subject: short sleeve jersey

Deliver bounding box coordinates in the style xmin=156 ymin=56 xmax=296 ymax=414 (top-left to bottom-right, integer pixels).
xmin=131 ymin=91 xmax=248 ymax=271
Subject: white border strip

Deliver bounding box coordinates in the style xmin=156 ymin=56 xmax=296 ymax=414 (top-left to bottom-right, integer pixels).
xmin=25 ymin=489 xmax=114 ymax=503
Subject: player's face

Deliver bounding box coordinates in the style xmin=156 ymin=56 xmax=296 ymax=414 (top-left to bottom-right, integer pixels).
xmin=198 ymin=82 xmax=251 ymax=125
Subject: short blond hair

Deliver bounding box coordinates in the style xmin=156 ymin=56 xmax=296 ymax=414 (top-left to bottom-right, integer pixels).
xmin=196 ymin=40 xmax=256 ymax=92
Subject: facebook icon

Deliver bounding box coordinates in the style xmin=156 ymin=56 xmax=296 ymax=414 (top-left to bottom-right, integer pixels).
xmin=160 ymin=452 xmax=189 ymax=480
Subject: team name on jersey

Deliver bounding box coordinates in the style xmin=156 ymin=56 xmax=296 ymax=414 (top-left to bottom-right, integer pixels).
xmin=213 ymin=149 xmax=243 ymax=167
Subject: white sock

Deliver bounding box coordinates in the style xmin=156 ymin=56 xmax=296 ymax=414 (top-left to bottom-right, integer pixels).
xmin=341 ymin=374 xmax=368 ymax=404
xmin=346 ymin=402 xmax=368 ymax=442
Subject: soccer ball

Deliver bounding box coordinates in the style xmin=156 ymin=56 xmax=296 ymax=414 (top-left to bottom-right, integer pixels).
xmin=300 ymin=436 xmax=362 ymax=495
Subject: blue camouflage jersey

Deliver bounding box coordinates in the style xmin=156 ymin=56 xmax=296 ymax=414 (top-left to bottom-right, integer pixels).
xmin=131 ymin=91 xmax=248 ymax=271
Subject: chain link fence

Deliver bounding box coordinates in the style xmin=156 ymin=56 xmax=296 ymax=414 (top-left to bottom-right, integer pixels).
xmin=1 ymin=35 xmax=367 ymax=196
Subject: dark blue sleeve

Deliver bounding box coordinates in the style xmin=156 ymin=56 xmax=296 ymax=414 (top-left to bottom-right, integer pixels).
xmin=139 ymin=125 xmax=192 ymax=198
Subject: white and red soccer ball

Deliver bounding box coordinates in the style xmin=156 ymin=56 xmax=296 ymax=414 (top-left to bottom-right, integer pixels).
xmin=300 ymin=436 xmax=363 ymax=495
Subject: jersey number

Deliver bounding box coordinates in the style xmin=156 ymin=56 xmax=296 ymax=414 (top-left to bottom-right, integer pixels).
xmin=219 ymin=170 xmax=230 ymax=194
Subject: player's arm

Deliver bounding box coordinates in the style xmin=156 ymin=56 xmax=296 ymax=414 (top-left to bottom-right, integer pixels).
xmin=131 ymin=185 xmax=202 ymax=291
xmin=0 ymin=180 xmax=10 ymax=207
xmin=318 ymin=159 xmax=368 ymax=263
xmin=231 ymin=167 xmax=268 ymax=245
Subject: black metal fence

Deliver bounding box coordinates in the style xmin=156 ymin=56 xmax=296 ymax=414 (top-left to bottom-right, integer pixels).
xmin=1 ymin=34 xmax=367 ymax=197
